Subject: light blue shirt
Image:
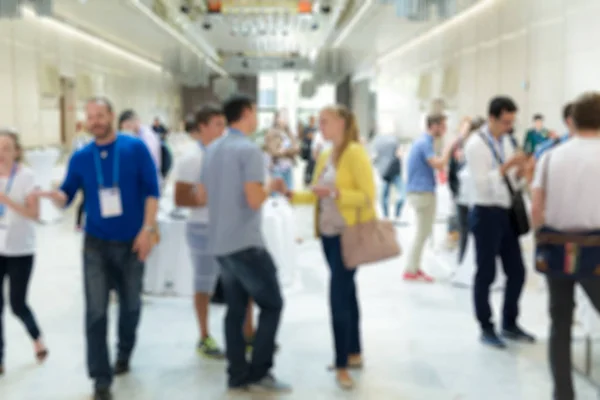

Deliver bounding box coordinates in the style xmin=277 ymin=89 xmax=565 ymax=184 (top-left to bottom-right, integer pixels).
xmin=406 ymin=133 xmax=436 ymax=193
xmin=200 ymin=128 xmax=266 ymax=256
xmin=534 ymin=133 xmax=570 ymax=160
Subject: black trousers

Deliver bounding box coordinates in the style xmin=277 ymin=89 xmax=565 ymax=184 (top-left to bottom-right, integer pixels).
xmin=0 ymin=255 xmax=41 ymax=364
xmin=547 ymin=276 xmax=600 ymax=400
xmin=470 ymin=206 xmax=525 ymax=332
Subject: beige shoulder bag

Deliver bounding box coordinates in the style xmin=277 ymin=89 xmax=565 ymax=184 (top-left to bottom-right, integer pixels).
xmin=341 ymin=199 xmax=401 ymax=269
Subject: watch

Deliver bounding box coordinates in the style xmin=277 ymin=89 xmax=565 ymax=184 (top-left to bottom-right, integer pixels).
xmin=143 ymin=225 xmax=157 ymax=233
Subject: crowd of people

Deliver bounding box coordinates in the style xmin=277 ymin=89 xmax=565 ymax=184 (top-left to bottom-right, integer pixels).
xmin=0 ymin=88 xmax=599 ymax=400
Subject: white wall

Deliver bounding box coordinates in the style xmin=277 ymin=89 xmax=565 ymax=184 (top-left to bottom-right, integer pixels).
xmin=375 ymin=0 xmax=597 ymax=143
xmin=0 ymin=12 xmax=179 ymax=147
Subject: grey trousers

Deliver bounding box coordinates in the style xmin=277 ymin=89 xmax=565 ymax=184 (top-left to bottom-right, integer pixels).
xmin=547 ymin=276 xmax=600 ymax=400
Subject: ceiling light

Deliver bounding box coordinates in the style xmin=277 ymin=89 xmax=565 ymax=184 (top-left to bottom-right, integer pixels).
xmin=130 ymin=0 xmax=227 ymax=76
xmin=21 ymin=6 xmax=163 ymax=73
xmin=333 ymin=0 xmax=374 ymax=48
xmin=377 ymin=0 xmax=496 ymax=65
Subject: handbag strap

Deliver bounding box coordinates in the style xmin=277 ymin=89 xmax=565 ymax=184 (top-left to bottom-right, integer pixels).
xmin=478 ymin=132 xmax=516 ymax=196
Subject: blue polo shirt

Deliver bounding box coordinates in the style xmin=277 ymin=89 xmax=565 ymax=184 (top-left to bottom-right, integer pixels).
xmin=534 ymin=133 xmax=570 ymax=160
xmin=60 ymin=134 xmax=160 ymax=242
xmin=406 ymin=133 xmax=436 ymax=193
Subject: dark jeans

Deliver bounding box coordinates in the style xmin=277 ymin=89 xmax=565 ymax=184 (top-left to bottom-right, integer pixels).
xmin=547 ymin=276 xmax=600 ymax=400
xmin=0 ymin=255 xmax=40 ymax=364
xmin=457 ymin=204 xmax=469 ymax=264
xmin=304 ymin=158 xmax=315 ymax=186
xmin=381 ymin=174 xmax=405 ymax=218
xmin=469 ymin=206 xmax=525 ymax=332
xmin=216 ymin=247 xmax=283 ymax=388
xmin=321 ymin=235 xmax=361 ymax=368
xmin=83 ymin=235 xmax=144 ymax=390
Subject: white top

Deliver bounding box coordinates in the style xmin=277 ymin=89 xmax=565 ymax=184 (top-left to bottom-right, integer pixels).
xmin=532 ymin=136 xmax=600 ymax=230
xmin=173 ymin=145 xmax=209 ymax=224
xmin=455 ymin=167 xmax=472 ymax=206
xmin=463 ymin=127 xmax=521 ymax=209
xmin=0 ymin=166 xmax=37 ymax=256
xmin=311 ymin=131 xmax=332 ymax=159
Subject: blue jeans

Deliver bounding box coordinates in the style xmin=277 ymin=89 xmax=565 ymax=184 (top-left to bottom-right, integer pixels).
xmin=321 ymin=235 xmax=361 ymax=368
xmin=274 ymin=168 xmax=294 ymax=190
xmin=381 ymin=174 xmax=405 ymax=218
xmin=83 ymin=235 xmax=144 ymax=390
xmin=216 ymin=247 xmax=283 ymax=388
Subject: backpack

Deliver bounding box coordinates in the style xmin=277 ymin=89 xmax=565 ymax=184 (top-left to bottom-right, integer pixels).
xmin=160 ymin=142 xmax=173 ymax=178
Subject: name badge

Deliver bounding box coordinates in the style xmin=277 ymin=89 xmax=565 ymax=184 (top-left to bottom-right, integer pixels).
xmin=99 ymin=188 xmax=123 ymax=218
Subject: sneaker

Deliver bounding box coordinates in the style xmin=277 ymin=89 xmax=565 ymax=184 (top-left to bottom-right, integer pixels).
xmin=249 ymin=374 xmax=292 ymax=393
xmin=481 ymin=331 xmax=507 ymax=349
xmin=94 ymin=388 xmax=113 ymax=400
xmin=245 ymin=335 xmax=279 ymax=354
xmin=113 ymin=359 xmax=130 ymax=375
xmin=417 ymin=270 xmax=434 ymax=282
xmin=197 ymin=336 xmax=225 ymax=359
xmin=403 ymin=272 xmax=420 ymax=281
xmin=502 ymin=326 xmax=536 ymax=343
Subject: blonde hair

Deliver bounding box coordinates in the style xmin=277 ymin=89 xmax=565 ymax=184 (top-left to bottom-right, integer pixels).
xmin=0 ymin=127 xmax=23 ymax=162
xmin=321 ymin=104 xmax=360 ymax=164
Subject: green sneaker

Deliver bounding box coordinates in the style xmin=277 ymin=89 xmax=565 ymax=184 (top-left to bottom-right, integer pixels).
xmin=197 ymin=336 xmax=225 ymax=359
xmin=245 ymin=335 xmax=279 ymax=354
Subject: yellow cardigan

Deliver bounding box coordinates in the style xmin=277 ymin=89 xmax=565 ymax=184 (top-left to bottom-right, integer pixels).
xmin=292 ymin=142 xmax=376 ymax=237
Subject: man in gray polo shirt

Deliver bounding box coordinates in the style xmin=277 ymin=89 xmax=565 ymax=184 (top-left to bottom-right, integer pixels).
xmin=198 ymin=94 xmax=290 ymax=393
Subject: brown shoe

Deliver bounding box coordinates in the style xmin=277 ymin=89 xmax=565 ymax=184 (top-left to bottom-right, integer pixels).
xmin=335 ymin=369 xmax=354 ymax=390
xmin=0 ymin=365 xmax=4 ymax=375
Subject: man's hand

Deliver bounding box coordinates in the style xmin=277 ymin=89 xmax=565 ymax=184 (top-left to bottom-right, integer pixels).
xmin=133 ymin=228 xmax=153 ymax=262
xmin=269 ymin=177 xmax=287 ymax=194
xmin=0 ymin=193 xmax=9 ymax=205
xmin=33 ymin=189 xmax=67 ymax=208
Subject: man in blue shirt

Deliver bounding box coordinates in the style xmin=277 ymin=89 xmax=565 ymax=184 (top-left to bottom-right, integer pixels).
xmin=197 ymin=94 xmax=290 ymax=393
xmin=36 ymin=97 xmax=159 ymax=400
xmin=534 ymin=103 xmax=574 ymax=160
xmin=405 ymin=114 xmax=456 ymax=282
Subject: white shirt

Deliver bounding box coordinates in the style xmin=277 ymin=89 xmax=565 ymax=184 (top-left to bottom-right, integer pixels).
xmin=173 ymin=145 xmax=209 ymax=224
xmin=0 ymin=166 xmax=37 ymax=256
xmin=532 ymin=136 xmax=600 ymax=230
xmin=464 ymin=127 xmax=520 ymax=208
xmin=455 ymin=167 xmax=472 ymax=206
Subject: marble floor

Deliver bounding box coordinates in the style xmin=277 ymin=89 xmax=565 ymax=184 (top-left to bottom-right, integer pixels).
xmin=0 ymin=204 xmax=599 ymax=400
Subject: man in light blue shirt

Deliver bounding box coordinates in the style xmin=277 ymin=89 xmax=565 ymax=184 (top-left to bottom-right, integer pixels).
xmin=404 ymin=114 xmax=455 ymax=282
xmin=534 ymin=103 xmax=574 ymax=160
xmin=198 ymin=94 xmax=290 ymax=394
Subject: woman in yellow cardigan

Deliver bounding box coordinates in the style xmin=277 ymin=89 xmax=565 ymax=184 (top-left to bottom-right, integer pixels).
xmin=276 ymin=105 xmax=376 ymax=389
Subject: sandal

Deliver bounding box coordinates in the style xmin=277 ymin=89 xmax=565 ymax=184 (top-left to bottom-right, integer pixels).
xmin=336 ymin=370 xmax=354 ymax=390
xmin=36 ymin=349 xmax=49 ymax=363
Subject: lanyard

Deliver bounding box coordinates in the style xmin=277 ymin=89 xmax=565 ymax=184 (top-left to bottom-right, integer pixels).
xmin=2 ymin=164 xmax=17 ymax=195
xmin=93 ymin=138 xmax=119 ymax=188
xmin=486 ymin=132 xmax=505 ymax=163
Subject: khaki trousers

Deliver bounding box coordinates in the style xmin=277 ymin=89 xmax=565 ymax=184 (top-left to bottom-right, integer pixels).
xmin=405 ymin=193 xmax=436 ymax=273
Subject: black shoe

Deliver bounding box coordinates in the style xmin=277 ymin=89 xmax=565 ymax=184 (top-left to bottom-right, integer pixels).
xmin=480 ymin=330 xmax=507 ymax=349
xmin=94 ymin=388 xmax=112 ymax=400
xmin=502 ymin=326 xmax=536 ymax=343
xmin=114 ymin=359 xmax=130 ymax=375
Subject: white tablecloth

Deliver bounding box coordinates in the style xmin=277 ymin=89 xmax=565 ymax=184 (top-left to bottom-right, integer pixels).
xmin=144 ymin=216 xmax=193 ymax=296
xmin=25 ymin=149 xmax=61 ymax=223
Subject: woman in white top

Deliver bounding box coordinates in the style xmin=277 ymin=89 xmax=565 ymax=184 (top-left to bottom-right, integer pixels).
xmin=0 ymin=128 xmax=47 ymax=375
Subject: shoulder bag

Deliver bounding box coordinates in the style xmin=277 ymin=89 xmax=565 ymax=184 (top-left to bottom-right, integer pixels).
xmin=479 ymin=133 xmax=530 ymax=236
xmin=341 ymin=196 xmax=401 ymax=269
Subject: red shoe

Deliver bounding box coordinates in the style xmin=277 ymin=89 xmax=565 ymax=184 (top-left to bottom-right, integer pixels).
xmin=417 ymin=270 xmax=435 ymax=283
xmin=403 ymin=272 xmax=420 ymax=281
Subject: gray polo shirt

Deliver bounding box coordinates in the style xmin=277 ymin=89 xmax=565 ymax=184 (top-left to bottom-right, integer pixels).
xmin=200 ymin=128 xmax=266 ymax=256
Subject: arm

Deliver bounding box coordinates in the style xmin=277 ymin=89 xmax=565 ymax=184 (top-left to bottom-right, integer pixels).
xmin=335 ymin=146 xmax=376 ymax=208
xmin=426 ymin=139 xmax=455 ymax=170
xmin=243 ymin=146 xmax=270 ymax=210
xmin=3 ymin=172 xmax=39 ymax=220
xmin=48 ymin=155 xmax=81 ymax=208
xmin=530 ymin=153 xmax=549 ymax=228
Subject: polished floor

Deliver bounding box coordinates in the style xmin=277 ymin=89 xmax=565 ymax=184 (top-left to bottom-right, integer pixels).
xmin=0 ymin=200 xmax=599 ymax=400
